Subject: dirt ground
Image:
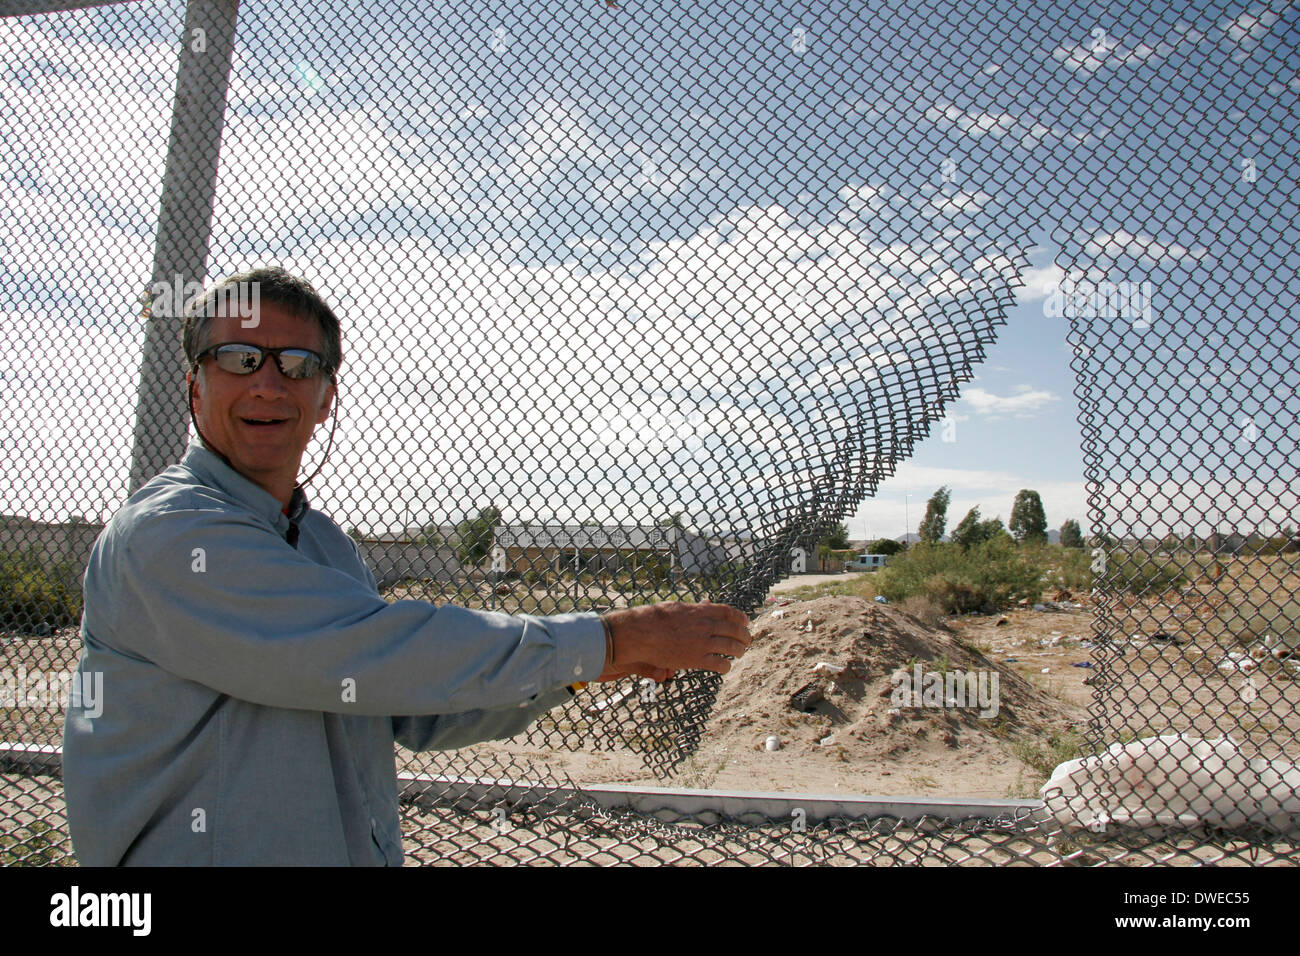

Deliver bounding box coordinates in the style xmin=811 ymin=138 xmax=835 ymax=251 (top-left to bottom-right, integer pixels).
xmin=473 ymin=595 xmax=1090 ymax=799
xmin=471 ymin=559 xmax=1300 ymax=800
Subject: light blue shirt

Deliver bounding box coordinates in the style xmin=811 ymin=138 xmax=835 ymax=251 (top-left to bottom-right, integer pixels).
xmin=61 ymin=440 xmax=605 ymax=865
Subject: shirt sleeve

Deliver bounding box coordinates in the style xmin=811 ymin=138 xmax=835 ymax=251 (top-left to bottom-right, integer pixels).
xmin=391 ymin=685 xmax=573 ymax=752
xmin=93 ymin=505 xmax=606 ymax=717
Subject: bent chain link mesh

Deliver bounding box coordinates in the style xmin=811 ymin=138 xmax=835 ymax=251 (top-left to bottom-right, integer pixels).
xmin=1 ymin=0 xmax=1297 ymax=864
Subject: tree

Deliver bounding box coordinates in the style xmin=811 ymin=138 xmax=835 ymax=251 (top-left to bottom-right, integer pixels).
xmin=1009 ymin=490 xmax=1048 ymax=544
xmin=1059 ymin=519 xmax=1084 ymax=549
xmin=918 ymin=486 xmax=952 ymax=544
xmin=817 ymin=541 xmax=835 ymax=572
xmin=815 ymin=522 xmax=851 ymax=571
xmin=952 ymin=508 xmax=1012 ymax=550
xmin=819 ymin=522 xmax=851 ymax=551
xmin=867 ymin=537 xmax=904 ymax=556
xmin=951 ymin=507 xmax=984 ymax=550
xmin=456 ymin=506 xmax=502 ymax=566
xmin=414 ymin=522 xmax=443 ymax=547
xmin=980 ymin=516 xmax=1010 ymax=544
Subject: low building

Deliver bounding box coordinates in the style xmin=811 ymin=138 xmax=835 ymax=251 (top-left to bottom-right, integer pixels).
xmin=493 ymin=524 xmax=748 ymax=577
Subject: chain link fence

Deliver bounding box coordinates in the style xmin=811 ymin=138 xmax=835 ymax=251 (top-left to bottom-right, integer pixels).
xmin=2 ymin=0 xmax=1297 ymax=864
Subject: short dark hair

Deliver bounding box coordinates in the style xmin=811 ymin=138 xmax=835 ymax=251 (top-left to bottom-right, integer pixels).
xmin=182 ymin=267 xmax=342 ymax=378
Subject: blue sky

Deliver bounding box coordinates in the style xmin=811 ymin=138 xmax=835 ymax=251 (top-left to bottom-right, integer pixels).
xmin=1 ymin=0 xmax=1296 ymax=542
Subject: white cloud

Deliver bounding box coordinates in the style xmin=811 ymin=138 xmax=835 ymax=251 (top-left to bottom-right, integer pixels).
xmin=1049 ymin=7 xmax=1284 ymax=76
xmin=1049 ymin=20 xmax=1205 ymax=74
xmin=922 ymin=99 xmax=1105 ymax=150
xmin=961 ymin=387 xmax=1059 ymax=416
xmin=1218 ymin=5 xmax=1281 ymax=60
xmin=0 ymin=22 xmax=174 ymax=305
xmin=1083 ymin=230 xmax=1208 ymax=264
xmin=283 ymin=189 xmax=1026 ymax=528
xmin=3 ymin=28 xmax=1026 ymax=532
xmin=1014 ymin=263 xmax=1067 ymax=303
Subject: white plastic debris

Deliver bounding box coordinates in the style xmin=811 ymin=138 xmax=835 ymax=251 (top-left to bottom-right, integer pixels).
xmin=770 ymin=609 xmax=786 ymax=619
xmin=584 ymin=684 xmax=637 ymax=714
xmin=819 ymin=734 xmax=835 ymax=746
xmin=1041 ymin=735 xmax=1300 ymax=832
xmin=1041 ymin=668 xmax=1051 ymax=673
xmin=804 ymin=619 xmax=814 ymax=633
xmin=764 ymin=735 xmax=781 ymax=752
xmin=812 ymin=661 xmax=846 ymax=675
xmin=1217 ymin=651 xmax=1257 ymax=673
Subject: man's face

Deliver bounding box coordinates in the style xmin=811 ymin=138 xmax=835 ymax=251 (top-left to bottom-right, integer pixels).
xmin=186 ymin=302 xmax=335 ymax=501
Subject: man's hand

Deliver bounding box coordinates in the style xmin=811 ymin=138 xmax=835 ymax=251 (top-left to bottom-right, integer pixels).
xmin=597 ymin=601 xmax=751 ymax=682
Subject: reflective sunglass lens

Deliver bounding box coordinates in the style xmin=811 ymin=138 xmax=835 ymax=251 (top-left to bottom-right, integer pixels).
xmin=214 ymin=346 xmax=263 ymax=374
xmin=209 ymin=345 xmax=322 ymax=379
xmin=278 ymin=351 xmax=321 ymax=379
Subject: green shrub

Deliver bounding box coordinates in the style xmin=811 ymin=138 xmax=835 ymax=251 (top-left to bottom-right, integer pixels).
xmin=867 ymin=537 xmax=904 ymax=556
xmin=875 ymin=539 xmax=1042 ymax=613
xmin=1049 ymin=545 xmax=1094 ymax=591
xmin=1012 ymin=730 xmax=1088 ymax=781
xmin=0 ymin=549 xmax=83 ymax=632
xmin=1102 ymin=549 xmax=1187 ymax=596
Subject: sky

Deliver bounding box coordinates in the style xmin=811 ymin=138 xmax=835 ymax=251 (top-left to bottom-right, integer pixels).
xmin=1 ymin=0 xmax=1296 ymax=544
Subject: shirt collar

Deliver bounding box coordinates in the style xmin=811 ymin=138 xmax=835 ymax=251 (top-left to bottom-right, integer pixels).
xmin=180 ymin=439 xmax=310 ymax=533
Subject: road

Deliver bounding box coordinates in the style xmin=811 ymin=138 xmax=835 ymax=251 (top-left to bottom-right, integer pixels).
xmin=767 ymin=570 xmax=873 ymax=594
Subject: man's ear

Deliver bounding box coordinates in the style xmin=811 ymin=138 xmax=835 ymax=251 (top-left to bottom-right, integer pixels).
xmin=186 ymin=368 xmax=201 ymax=414
xmin=315 ymin=376 xmax=336 ymax=425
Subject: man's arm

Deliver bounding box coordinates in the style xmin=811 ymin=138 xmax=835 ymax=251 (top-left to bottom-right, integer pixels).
xmin=391 ymin=602 xmax=753 ymax=750
xmin=391 ymin=685 xmax=573 ymax=752
xmin=94 ymin=507 xmax=604 ymax=716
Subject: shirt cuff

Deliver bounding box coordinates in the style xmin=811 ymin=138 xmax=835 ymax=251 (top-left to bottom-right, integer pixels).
xmin=522 ymin=611 xmax=607 ymax=688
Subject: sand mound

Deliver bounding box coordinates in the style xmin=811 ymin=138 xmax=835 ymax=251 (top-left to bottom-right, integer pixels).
xmin=704 ymin=595 xmax=1075 ymax=763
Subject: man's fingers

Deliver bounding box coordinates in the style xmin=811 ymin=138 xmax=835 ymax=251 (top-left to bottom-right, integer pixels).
xmin=704 ymin=635 xmax=749 ymax=660
xmin=676 ymin=604 xmax=751 ymax=646
xmin=695 ymin=601 xmax=751 ymax=631
xmin=601 ymin=601 xmax=753 ymax=681
xmin=694 ymin=654 xmax=733 ymax=676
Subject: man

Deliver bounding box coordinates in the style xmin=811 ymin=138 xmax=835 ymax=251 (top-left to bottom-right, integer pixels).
xmin=61 ymin=267 xmax=750 ymax=865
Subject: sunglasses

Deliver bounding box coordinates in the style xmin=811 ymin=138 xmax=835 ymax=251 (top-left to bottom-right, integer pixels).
xmin=196 ymin=343 xmax=328 ymax=380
